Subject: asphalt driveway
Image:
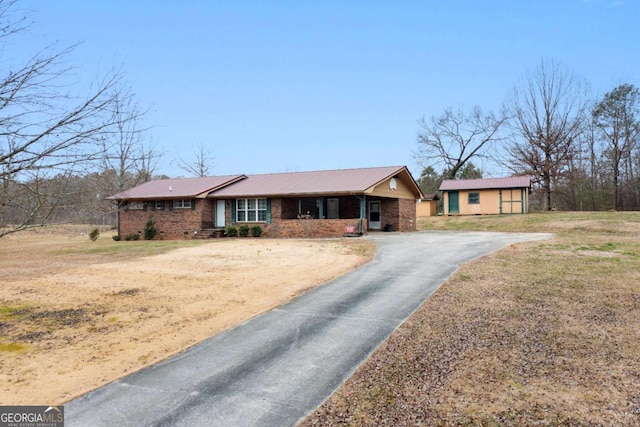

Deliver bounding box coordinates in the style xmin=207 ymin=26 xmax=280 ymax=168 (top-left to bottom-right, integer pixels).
xmin=66 ymin=231 xmax=551 ymax=427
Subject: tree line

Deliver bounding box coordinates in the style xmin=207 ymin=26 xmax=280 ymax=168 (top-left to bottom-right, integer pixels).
xmin=415 ymin=60 xmax=640 ymax=212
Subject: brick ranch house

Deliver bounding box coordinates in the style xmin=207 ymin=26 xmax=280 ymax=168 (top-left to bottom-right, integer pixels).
xmin=108 ymin=166 xmax=424 ymax=239
xmin=439 ymin=176 xmax=531 ymax=216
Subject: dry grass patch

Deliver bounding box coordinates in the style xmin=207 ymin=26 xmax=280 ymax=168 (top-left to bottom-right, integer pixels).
xmin=302 ymin=213 xmax=640 ymax=426
xmin=0 ymin=228 xmax=375 ymax=405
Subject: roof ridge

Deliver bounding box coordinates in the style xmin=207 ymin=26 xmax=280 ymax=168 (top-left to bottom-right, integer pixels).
xmin=159 ymin=174 xmax=244 ymax=181
xmin=242 ymin=165 xmax=406 ymax=178
xmin=441 ymin=176 xmax=528 ymax=181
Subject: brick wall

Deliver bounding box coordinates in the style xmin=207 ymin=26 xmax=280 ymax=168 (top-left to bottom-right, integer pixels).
xmin=399 ymin=198 xmax=417 ymax=231
xmin=260 ymin=218 xmax=367 ymax=238
xmin=378 ymin=198 xmax=416 ymax=232
xmin=118 ymin=199 xmax=212 ymax=239
xmin=119 ymin=196 xmax=415 ymax=239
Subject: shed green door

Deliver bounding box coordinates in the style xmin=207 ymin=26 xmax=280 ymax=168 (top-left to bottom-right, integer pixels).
xmin=448 ymin=191 xmax=459 ymax=214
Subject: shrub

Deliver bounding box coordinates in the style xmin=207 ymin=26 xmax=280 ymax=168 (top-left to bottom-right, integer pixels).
xmin=89 ymin=227 xmax=100 ymax=242
xmin=144 ymin=216 xmax=158 ymax=240
xmin=125 ymin=233 xmax=140 ymax=241
xmin=238 ymin=225 xmax=250 ymax=237
xmin=251 ymin=225 xmax=263 ymax=237
xmin=224 ymin=226 xmax=237 ymax=237
xmin=112 ymin=234 xmax=121 ymax=241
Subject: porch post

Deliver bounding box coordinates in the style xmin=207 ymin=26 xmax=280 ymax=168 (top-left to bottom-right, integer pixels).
xmin=359 ymin=195 xmax=366 ymax=234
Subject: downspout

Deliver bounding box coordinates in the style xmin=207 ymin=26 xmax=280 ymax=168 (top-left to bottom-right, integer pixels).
xmin=499 ymin=190 xmax=503 ymax=215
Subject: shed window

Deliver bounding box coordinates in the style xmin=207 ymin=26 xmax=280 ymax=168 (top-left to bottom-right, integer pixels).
xmin=468 ymin=192 xmax=480 ymax=204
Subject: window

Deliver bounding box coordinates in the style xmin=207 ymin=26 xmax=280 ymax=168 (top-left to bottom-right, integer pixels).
xmin=127 ymin=201 xmax=145 ymax=210
xmin=154 ymin=201 xmax=164 ymax=211
xmin=236 ymin=198 xmax=267 ymax=222
xmin=173 ymin=199 xmax=191 ymax=209
xmin=468 ymin=192 xmax=480 ymax=204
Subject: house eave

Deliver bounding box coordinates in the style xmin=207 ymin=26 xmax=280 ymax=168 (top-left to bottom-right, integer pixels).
xmin=208 ymin=191 xmax=367 ymax=199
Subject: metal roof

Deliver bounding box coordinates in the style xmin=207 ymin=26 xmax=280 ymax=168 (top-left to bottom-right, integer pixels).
xmin=107 ymin=175 xmax=246 ymax=200
xmin=439 ymin=176 xmax=531 ymax=191
xmin=210 ymin=166 xmax=418 ymax=197
xmin=107 ymin=166 xmax=423 ymax=200
xmin=422 ymin=193 xmax=440 ymax=201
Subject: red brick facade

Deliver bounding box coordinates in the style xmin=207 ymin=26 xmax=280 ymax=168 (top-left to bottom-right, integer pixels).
xmin=372 ymin=198 xmax=417 ymax=232
xmin=117 ymin=199 xmax=214 ymax=239
xmin=117 ymin=196 xmax=416 ymax=239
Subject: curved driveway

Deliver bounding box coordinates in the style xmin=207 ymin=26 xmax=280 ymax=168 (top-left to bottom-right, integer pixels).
xmin=66 ymin=231 xmax=551 ymax=427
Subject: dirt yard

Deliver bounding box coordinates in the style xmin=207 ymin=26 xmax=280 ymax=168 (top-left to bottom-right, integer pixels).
xmin=0 ymin=227 xmax=375 ymax=405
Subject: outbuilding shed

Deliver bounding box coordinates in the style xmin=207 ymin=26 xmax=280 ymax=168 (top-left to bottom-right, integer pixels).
xmin=416 ymin=193 xmax=440 ymax=217
xmin=439 ymin=177 xmax=531 ymax=216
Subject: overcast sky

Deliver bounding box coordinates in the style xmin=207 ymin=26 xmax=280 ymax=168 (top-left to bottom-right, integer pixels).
xmin=16 ymin=0 xmax=640 ymax=178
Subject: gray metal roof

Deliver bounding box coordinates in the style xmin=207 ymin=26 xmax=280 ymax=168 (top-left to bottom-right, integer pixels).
xmin=107 ymin=175 xmax=246 ymax=200
xmin=439 ymin=176 xmax=531 ymax=191
xmin=210 ymin=166 xmax=416 ymax=197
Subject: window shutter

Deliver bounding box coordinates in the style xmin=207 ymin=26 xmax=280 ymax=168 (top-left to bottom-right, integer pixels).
xmin=143 ymin=202 xmax=148 ymax=211
xmin=266 ymin=198 xmax=272 ymax=224
xmin=151 ymin=202 xmax=156 ymax=211
xmin=191 ymin=199 xmax=197 ymax=210
xmin=168 ymin=200 xmax=174 ymax=211
xmin=231 ymin=200 xmax=236 ymax=224
xmin=124 ymin=202 xmax=129 ymax=211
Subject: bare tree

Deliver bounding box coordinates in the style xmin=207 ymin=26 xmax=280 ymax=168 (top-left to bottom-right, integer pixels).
xmin=177 ymin=141 xmax=215 ymax=177
xmin=415 ymin=105 xmax=506 ymax=179
xmin=89 ymin=91 xmax=159 ymax=225
xmin=97 ymin=92 xmax=158 ymax=192
xmin=505 ymin=59 xmax=589 ymax=211
xmin=0 ymin=0 xmax=146 ymax=236
xmin=592 ymin=83 xmax=640 ymax=210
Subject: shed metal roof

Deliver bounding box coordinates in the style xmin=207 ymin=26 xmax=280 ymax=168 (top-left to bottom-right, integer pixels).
xmin=209 ymin=166 xmax=418 ymax=197
xmin=439 ymin=176 xmax=531 ymax=191
xmin=107 ymin=175 xmax=246 ymax=200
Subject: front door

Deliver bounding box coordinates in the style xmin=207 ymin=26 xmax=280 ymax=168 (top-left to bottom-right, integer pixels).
xmin=216 ymin=200 xmax=225 ymax=227
xmin=369 ymin=201 xmax=381 ymax=230
xmin=448 ymin=191 xmax=459 ymax=214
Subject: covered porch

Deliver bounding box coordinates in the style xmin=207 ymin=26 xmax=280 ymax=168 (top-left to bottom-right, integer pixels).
xmin=272 ymin=195 xmax=408 ymax=237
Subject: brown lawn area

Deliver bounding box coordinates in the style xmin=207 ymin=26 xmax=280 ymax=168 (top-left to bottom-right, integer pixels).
xmin=0 ymin=227 xmax=375 ymax=405
xmin=3 ymin=212 xmax=640 ymax=426
xmin=301 ymin=212 xmax=640 ymax=426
